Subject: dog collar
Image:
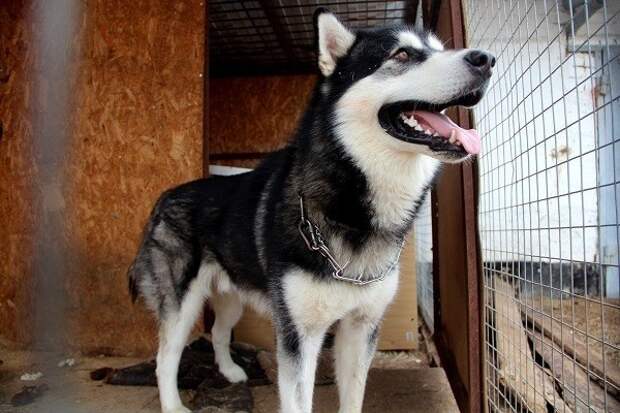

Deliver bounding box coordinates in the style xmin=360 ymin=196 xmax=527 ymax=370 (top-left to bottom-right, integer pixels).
xmin=297 ymin=194 xmax=403 ymax=285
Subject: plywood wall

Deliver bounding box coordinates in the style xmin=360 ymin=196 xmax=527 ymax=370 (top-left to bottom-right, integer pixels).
xmin=209 ymin=74 xmax=315 ymax=164
xmin=0 ymin=0 xmax=205 ymax=356
xmin=0 ymin=0 xmax=36 ymax=347
xmin=65 ymin=0 xmax=204 ymax=356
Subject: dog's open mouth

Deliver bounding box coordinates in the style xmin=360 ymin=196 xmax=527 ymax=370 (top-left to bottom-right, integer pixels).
xmin=378 ymin=89 xmax=485 ymax=155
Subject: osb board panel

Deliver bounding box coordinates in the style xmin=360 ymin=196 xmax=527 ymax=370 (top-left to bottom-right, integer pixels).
xmin=64 ymin=0 xmax=204 ymax=356
xmin=0 ymin=1 xmax=36 ymax=346
xmin=209 ymin=75 xmax=315 ymax=155
xmin=234 ymin=238 xmax=419 ymax=351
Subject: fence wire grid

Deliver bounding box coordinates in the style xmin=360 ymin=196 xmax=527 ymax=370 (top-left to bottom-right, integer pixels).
xmin=209 ymin=0 xmax=411 ymax=75
xmin=464 ymin=0 xmax=620 ymax=412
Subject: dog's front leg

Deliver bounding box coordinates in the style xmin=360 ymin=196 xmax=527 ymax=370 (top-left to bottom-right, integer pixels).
xmin=276 ymin=326 xmax=326 ymax=413
xmin=334 ymin=313 xmax=381 ymax=413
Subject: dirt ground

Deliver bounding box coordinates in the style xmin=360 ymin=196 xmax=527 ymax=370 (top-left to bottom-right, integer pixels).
xmin=0 ymin=347 xmax=458 ymax=412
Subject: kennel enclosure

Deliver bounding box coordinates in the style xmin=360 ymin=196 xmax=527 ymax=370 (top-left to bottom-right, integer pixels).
xmin=464 ymin=0 xmax=620 ymax=411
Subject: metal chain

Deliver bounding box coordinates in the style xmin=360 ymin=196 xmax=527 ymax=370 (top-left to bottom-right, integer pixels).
xmin=297 ymin=194 xmax=403 ymax=285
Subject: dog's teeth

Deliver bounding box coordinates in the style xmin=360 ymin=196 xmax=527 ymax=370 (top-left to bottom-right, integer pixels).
xmin=402 ymin=116 xmax=418 ymax=128
xmin=449 ymin=129 xmax=457 ymax=144
xmin=425 ymin=129 xmax=432 ymax=135
xmin=432 ymin=133 xmax=439 ymax=137
xmin=449 ymin=130 xmax=457 ymax=144
xmin=414 ymin=125 xmax=424 ymax=131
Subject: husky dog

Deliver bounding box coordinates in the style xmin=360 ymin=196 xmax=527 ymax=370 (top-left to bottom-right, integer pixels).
xmin=129 ymin=9 xmax=494 ymax=413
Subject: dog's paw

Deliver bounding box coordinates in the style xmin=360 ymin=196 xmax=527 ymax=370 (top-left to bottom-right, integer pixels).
xmin=219 ymin=363 xmax=248 ymax=383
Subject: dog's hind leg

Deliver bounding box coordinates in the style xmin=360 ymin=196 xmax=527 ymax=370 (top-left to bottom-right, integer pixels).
xmin=156 ymin=274 xmax=208 ymax=413
xmin=209 ymin=291 xmax=248 ymax=383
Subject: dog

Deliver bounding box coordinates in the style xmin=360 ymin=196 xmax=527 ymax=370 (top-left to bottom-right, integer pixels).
xmin=128 ymin=9 xmax=494 ymax=413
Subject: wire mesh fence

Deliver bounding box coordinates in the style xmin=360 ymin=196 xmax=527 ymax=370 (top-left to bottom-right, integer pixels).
xmin=464 ymin=0 xmax=619 ymax=411
xmin=208 ymin=0 xmax=411 ymax=75
xmin=415 ymin=195 xmax=435 ymax=332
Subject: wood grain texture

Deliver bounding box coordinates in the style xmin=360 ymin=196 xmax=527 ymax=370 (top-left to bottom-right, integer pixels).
xmin=379 ymin=238 xmax=418 ymax=350
xmin=0 ymin=0 xmax=36 ymax=347
xmin=526 ymin=327 xmax=620 ymax=412
xmin=64 ymin=0 xmax=205 ymax=356
xmin=494 ymin=278 xmax=571 ymax=412
xmin=209 ymin=75 xmax=315 ymax=156
xmin=0 ymin=0 xmax=204 ymax=355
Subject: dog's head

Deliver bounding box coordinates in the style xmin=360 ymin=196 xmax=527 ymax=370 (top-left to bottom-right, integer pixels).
xmin=315 ymin=9 xmax=495 ymax=163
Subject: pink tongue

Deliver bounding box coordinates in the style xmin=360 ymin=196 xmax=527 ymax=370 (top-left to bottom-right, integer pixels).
xmin=412 ymin=111 xmax=481 ymax=155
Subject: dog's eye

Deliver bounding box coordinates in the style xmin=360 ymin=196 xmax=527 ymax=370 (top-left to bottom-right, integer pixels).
xmin=392 ymin=49 xmax=409 ymax=63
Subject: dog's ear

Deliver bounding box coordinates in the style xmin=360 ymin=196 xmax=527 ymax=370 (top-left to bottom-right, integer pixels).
xmin=314 ymin=8 xmax=355 ymax=77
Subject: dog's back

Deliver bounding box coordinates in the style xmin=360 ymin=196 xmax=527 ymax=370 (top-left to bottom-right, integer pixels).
xmin=128 ymin=173 xmax=249 ymax=317
xmin=127 ymin=147 xmax=295 ymax=319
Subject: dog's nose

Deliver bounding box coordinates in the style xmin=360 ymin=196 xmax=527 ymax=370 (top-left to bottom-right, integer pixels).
xmin=464 ymin=50 xmax=496 ymax=74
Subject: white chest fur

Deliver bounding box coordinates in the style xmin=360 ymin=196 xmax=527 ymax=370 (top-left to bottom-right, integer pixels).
xmin=282 ymin=267 xmax=399 ymax=334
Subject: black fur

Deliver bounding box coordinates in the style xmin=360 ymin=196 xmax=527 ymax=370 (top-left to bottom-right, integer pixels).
xmin=128 ymin=23 xmax=439 ymax=315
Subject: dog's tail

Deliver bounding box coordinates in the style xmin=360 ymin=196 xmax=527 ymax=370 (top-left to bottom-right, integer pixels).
xmin=127 ymin=190 xmax=169 ymax=304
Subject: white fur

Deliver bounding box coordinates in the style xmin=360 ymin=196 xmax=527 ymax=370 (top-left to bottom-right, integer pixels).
xmin=427 ymin=33 xmax=445 ymax=51
xmin=335 ymin=83 xmax=440 ymax=230
xmin=280 ymin=267 xmax=399 ymax=413
xmin=210 ymin=292 xmax=248 ymax=383
xmin=282 ymin=267 xmax=398 ymax=335
xmin=399 ymin=31 xmax=424 ymax=50
xmin=156 ymin=263 xmax=273 ymax=413
xmin=334 ymin=313 xmax=378 ymax=413
xmin=332 ymin=39 xmax=482 ymax=231
xmin=317 ymin=13 xmax=355 ymax=76
xmin=157 ymin=269 xmax=210 ymax=413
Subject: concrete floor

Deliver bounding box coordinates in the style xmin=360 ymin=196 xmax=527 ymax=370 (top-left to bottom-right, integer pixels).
xmin=0 ymin=348 xmax=458 ymax=412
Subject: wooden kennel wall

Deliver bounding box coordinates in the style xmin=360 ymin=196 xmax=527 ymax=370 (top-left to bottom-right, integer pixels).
xmin=0 ymin=0 xmax=205 ymax=356
xmin=0 ymin=0 xmax=484 ymax=410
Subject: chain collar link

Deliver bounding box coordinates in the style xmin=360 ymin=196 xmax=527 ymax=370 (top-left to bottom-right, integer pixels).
xmin=297 ymin=194 xmax=403 ymax=285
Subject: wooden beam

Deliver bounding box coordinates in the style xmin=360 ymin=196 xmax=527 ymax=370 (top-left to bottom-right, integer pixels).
xmin=523 ymin=311 xmax=620 ymax=397
xmin=526 ymin=327 xmax=620 ymax=412
xmin=428 ymin=1 xmax=483 ymax=411
xmin=257 ymin=0 xmax=297 ymax=63
xmin=493 ymin=278 xmax=572 ymax=413
xmin=421 ymin=0 xmax=442 ymax=30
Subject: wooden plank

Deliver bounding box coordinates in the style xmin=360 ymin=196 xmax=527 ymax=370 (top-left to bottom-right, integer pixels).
xmin=494 ymin=278 xmax=572 ymax=413
xmin=526 ymin=329 xmax=620 ymax=413
xmin=379 ymin=238 xmax=418 ymax=350
xmin=523 ymin=311 xmax=620 ymax=394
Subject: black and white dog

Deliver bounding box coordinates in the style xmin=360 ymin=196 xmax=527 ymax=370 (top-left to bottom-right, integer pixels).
xmin=129 ymin=9 xmax=494 ymax=413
